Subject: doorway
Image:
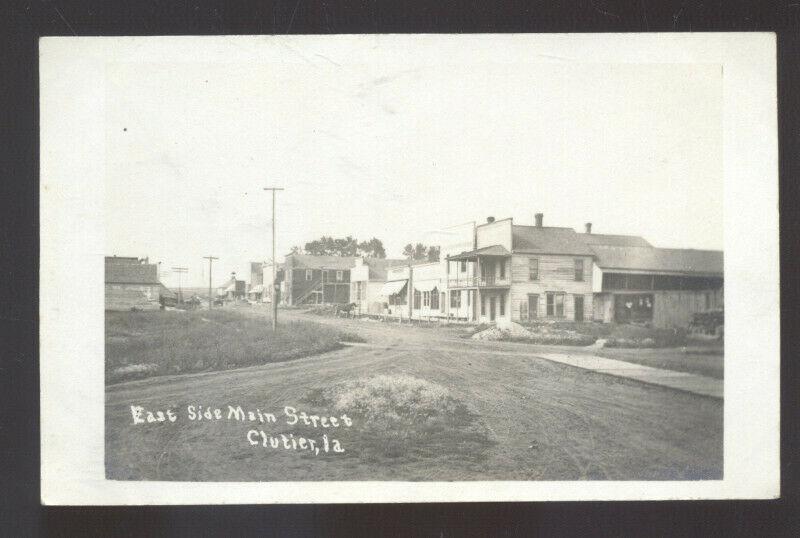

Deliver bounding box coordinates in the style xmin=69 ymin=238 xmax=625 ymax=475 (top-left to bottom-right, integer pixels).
xmin=574 ymin=295 xmax=584 ymax=322
xmin=489 ymin=296 xmax=496 ymax=321
xmin=527 ymin=294 xmax=538 ymax=320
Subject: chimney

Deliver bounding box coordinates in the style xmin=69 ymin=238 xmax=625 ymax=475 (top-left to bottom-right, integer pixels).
xmin=585 ymin=222 xmax=592 ymax=234
xmin=486 ymin=216 xmax=495 ymax=223
xmin=535 ymin=213 xmax=543 ymax=227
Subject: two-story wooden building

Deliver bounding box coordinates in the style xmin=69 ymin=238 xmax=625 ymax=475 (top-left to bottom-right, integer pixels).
xmin=446 ymin=214 xmax=595 ymax=323
xmin=281 ymin=254 xmax=357 ymax=306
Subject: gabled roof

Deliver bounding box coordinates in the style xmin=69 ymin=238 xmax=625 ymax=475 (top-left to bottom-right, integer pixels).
xmin=448 ymin=245 xmax=511 ymax=260
xmin=105 ymin=258 xmax=160 ymax=284
xmin=364 ymin=258 xmax=408 ymax=280
xmin=592 ymin=245 xmax=723 ymax=276
xmin=286 ymin=254 xmax=358 ymax=270
xmin=580 ymin=233 xmax=652 ymax=248
xmin=512 ymin=226 xmax=596 ymax=256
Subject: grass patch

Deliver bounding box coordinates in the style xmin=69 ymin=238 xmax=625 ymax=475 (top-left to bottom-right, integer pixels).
xmin=302 ymin=374 xmax=495 ymax=465
xmin=106 ymin=309 xmax=364 ymax=383
xmin=519 ymin=320 xmax=690 ymax=348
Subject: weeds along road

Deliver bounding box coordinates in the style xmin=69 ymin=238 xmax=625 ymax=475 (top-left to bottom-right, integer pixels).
xmin=106 ymin=306 xmax=722 ymax=481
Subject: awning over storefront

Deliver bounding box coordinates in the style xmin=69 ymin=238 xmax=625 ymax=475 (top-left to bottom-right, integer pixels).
xmin=379 ymin=280 xmax=407 ymax=296
xmin=447 ymin=245 xmax=511 ymax=261
xmin=413 ymin=280 xmax=439 ymax=292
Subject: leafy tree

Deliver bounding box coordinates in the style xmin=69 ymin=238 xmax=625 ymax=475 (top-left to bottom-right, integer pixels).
xmin=304 ymin=236 xmax=334 ymax=256
xmin=304 ymin=235 xmax=375 ymax=257
xmin=403 ymin=243 xmax=428 ymax=260
xmin=427 ymin=245 xmax=440 ymax=262
xmin=289 ymin=245 xmax=302 ymax=255
xmin=334 ymin=236 xmax=359 ymax=257
xmin=357 ymin=237 xmax=386 ymax=259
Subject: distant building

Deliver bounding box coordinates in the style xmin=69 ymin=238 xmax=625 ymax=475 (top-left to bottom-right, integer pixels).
xmin=218 ymin=272 xmax=246 ymax=301
xmin=280 ymin=254 xmax=357 ymax=305
xmin=383 ymin=260 xmax=446 ymax=319
xmin=248 ymin=261 xmax=265 ymax=302
xmin=105 ymin=256 xmax=168 ymax=311
xmin=349 ymin=257 xmax=408 ymax=315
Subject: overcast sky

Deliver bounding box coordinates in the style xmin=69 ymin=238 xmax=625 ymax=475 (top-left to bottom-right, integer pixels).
xmin=105 ymin=52 xmax=722 ymax=288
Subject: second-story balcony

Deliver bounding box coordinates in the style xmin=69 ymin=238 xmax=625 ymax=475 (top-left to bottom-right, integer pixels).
xmin=448 ymin=276 xmax=511 ymax=289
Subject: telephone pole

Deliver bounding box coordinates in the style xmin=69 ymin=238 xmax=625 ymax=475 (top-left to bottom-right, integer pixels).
xmin=203 ymin=256 xmax=218 ymax=309
xmin=263 ymin=187 xmax=284 ymax=331
xmin=171 ymin=266 xmax=188 ymax=303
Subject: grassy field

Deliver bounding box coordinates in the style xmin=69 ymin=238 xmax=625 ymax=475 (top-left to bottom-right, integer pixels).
xmin=106 ymin=310 xmax=722 ymax=481
xmin=105 ymin=309 xmax=363 ymax=383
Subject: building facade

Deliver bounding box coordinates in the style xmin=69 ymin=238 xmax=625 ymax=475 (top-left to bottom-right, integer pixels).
xmin=248 ymin=261 xmax=265 ymax=301
xmin=218 ymin=273 xmax=246 ymax=301
xmin=584 ymin=229 xmax=723 ymax=328
xmin=350 ymin=257 xmax=408 ymax=315
xmin=445 ymin=215 xmax=595 ymax=324
xmin=104 ymin=256 xmax=166 ymax=311
xmin=373 ymin=214 xmax=723 ymax=328
xmin=280 ymin=254 xmax=357 ymax=305
xmin=383 ymin=261 xmax=446 ymax=319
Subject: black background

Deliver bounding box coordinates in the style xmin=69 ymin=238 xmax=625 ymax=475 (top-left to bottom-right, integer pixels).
xmin=1 ymin=1 xmax=798 ymax=536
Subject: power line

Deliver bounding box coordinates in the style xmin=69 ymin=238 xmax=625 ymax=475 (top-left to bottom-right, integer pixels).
xmin=170 ymin=266 xmax=188 ymax=303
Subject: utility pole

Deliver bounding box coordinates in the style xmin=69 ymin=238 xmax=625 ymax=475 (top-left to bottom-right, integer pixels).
xmin=407 ymin=255 xmax=414 ymax=323
xmin=203 ymin=256 xmax=218 ymax=310
xmin=171 ymin=266 xmax=188 ymax=303
xmin=263 ymin=187 xmax=284 ymax=331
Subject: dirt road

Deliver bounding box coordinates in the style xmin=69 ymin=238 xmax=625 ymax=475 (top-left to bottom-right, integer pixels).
xmin=106 ymin=308 xmax=722 ymax=481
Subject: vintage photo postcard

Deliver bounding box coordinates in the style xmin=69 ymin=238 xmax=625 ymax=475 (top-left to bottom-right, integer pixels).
xmin=40 ymin=33 xmax=779 ymax=504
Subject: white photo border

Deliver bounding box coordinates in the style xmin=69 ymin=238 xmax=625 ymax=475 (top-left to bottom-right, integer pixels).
xmin=40 ymin=33 xmax=779 ymax=504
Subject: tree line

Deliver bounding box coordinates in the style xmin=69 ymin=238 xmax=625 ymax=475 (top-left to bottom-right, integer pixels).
xmin=291 ymin=237 xmax=440 ymax=262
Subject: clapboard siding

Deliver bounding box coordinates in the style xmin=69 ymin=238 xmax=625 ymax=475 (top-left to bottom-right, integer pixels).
xmin=509 ymin=254 xmax=594 ymax=321
xmin=652 ymin=289 xmax=724 ymax=328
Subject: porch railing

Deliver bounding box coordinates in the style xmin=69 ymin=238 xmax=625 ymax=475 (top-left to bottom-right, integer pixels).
xmin=447 ymin=276 xmax=511 ymax=288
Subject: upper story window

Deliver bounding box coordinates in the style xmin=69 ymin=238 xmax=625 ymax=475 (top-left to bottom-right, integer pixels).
xmin=499 ymin=260 xmax=506 ymax=278
xmin=305 ymin=269 xmax=313 ymax=281
xmin=422 ymin=291 xmax=430 ymax=307
xmin=574 ymin=259 xmax=584 ymax=281
xmin=336 ymin=270 xmax=343 ymax=281
xmin=460 ymin=260 xmax=467 ymax=272
xmin=529 ymin=258 xmax=539 ymax=281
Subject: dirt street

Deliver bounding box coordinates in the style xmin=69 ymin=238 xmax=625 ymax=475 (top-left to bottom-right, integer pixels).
xmin=106 ymin=308 xmax=722 ymax=481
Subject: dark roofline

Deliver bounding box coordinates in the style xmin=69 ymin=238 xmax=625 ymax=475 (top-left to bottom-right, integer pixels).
xmin=597 ymin=266 xmax=723 ymax=276
xmin=513 ymin=249 xmax=596 ymax=258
